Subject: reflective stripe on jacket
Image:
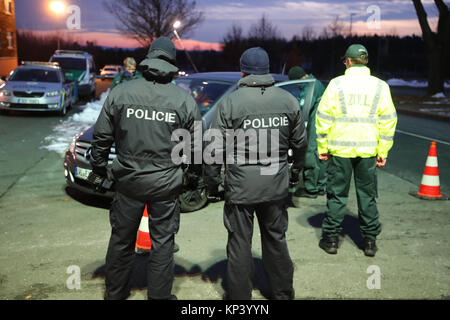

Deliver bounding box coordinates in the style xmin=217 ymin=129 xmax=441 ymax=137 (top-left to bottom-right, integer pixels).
xmin=316 ymin=66 xmax=398 ymax=159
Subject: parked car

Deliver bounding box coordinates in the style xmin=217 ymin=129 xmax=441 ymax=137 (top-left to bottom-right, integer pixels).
xmin=100 ymin=65 xmax=123 ymax=80
xmin=0 ymin=61 xmax=75 ymax=116
xmin=50 ymin=50 xmax=96 ymax=100
xmin=64 ymin=72 xmax=316 ymax=212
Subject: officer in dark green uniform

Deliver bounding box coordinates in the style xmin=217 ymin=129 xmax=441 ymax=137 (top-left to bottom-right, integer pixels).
xmin=288 ymin=66 xmax=327 ymax=198
xmin=110 ymin=57 xmax=143 ymax=91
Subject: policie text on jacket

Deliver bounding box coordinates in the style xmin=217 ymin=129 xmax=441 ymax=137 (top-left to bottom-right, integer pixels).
xmin=170 ymin=118 xmax=291 ymax=176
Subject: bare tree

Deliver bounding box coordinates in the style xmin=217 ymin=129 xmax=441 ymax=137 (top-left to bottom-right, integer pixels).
xmin=248 ymin=14 xmax=281 ymax=40
xmin=222 ymin=23 xmax=245 ymax=70
xmin=301 ymin=26 xmax=316 ymax=41
xmin=412 ymin=0 xmax=449 ymax=96
xmin=327 ymin=15 xmax=345 ymax=37
xmin=103 ymin=0 xmax=204 ymax=47
xmin=223 ymin=23 xmax=244 ymax=44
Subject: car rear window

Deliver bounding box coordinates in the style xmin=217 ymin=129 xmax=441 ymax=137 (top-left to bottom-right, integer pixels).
xmin=175 ymin=78 xmax=232 ymax=115
xmin=51 ymin=57 xmax=87 ymax=71
xmin=9 ymin=69 xmax=60 ymax=83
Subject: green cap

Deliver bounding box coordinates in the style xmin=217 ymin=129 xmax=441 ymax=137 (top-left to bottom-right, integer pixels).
xmin=343 ymin=44 xmax=369 ymax=59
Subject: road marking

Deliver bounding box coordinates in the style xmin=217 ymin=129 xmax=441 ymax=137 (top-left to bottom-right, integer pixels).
xmin=396 ymin=130 xmax=450 ymax=146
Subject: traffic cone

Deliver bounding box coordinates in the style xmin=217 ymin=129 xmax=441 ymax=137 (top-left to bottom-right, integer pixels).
xmin=135 ymin=205 xmax=152 ymax=254
xmin=410 ymin=142 xmax=447 ymax=200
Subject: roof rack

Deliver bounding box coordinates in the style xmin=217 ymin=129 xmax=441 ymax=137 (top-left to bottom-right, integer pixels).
xmin=54 ymin=50 xmax=91 ymax=56
xmin=22 ymin=61 xmax=60 ymax=68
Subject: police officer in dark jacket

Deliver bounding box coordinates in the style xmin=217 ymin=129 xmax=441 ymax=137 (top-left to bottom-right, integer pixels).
xmin=88 ymin=37 xmax=202 ymax=300
xmin=205 ymin=47 xmax=307 ymax=300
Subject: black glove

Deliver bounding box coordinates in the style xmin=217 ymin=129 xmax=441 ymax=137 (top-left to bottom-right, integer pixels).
xmin=185 ymin=171 xmax=200 ymax=190
xmin=87 ymin=168 xmax=107 ymax=193
xmin=207 ymin=185 xmax=224 ymax=203
xmin=289 ymin=169 xmax=300 ymax=189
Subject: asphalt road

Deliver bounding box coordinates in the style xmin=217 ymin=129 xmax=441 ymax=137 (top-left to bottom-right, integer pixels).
xmin=0 ymin=80 xmax=448 ymax=301
xmin=387 ymin=114 xmax=450 ymax=196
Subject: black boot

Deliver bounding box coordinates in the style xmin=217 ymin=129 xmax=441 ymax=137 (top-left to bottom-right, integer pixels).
xmin=319 ymin=236 xmax=338 ymax=254
xmin=364 ymin=238 xmax=378 ymax=257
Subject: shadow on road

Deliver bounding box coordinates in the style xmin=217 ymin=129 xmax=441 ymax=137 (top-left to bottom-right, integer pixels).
xmin=307 ymin=212 xmax=365 ymax=250
xmin=65 ymin=186 xmax=111 ymax=210
xmin=91 ymin=255 xmax=272 ymax=299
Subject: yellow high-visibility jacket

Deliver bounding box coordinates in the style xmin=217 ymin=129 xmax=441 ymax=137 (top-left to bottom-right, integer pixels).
xmin=316 ymin=66 xmax=398 ymax=159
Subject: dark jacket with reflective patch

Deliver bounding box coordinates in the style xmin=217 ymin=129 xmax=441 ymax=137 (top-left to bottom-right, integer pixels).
xmin=205 ymin=74 xmax=307 ymax=204
xmin=90 ymin=58 xmax=201 ymax=201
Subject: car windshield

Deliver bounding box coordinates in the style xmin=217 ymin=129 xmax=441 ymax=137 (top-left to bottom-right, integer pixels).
xmin=175 ymin=78 xmax=233 ymax=115
xmin=9 ymin=69 xmax=60 ymax=83
xmin=51 ymin=57 xmax=86 ymax=71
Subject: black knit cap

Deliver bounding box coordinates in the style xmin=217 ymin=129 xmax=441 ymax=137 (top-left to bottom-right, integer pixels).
xmin=240 ymin=47 xmax=270 ymax=75
xmin=288 ymin=66 xmax=306 ymax=80
xmin=148 ymin=36 xmax=177 ymax=63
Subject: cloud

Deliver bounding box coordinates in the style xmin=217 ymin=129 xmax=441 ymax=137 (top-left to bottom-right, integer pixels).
xmin=16 ymin=29 xmax=223 ymax=51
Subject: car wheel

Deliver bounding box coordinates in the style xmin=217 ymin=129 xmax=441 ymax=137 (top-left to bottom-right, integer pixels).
xmin=179 ymin=187 xmax=208 ymax=213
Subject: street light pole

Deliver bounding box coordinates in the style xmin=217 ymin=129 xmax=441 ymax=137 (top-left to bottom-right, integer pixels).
xmin=349 ymin=13 xmax=356 ymax=37
xmin=50 ymin=1 xmax=66 ymax=50
xmin=173 ymin=22 xmax=199 ymax=73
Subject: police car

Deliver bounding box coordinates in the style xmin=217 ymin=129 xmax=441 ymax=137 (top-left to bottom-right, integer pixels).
xmin=64 ymin=72 xmax=316 ymax=212
xmin=50 ymin=50 xmax=97 ymax=99
xmin=0 ymin=61 xmax=74 ymax=116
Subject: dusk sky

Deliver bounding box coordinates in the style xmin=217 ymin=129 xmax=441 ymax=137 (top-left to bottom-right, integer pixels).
xmin=15 ymin=0 xmax=444 ymax=50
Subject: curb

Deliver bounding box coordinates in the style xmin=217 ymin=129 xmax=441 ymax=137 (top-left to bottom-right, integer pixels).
xmin=396 ymin=108 xmax=450 ymax=122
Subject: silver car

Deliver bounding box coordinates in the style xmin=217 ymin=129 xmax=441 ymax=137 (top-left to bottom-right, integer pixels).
xmin=100 ymin=65 xmax=122 ymax=80
xmin=0 ymin=62 xmax=74 ymax=116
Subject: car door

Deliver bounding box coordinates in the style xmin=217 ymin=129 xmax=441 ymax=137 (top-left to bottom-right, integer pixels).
xmin=60 ymin=70 xmax=72 ymax=106
xmin=275 ymin=79 xmax=317 ymax=128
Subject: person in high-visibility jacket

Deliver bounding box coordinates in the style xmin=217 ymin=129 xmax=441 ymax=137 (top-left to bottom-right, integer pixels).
xmin=315 ymin=44 xmax=398 ymax=257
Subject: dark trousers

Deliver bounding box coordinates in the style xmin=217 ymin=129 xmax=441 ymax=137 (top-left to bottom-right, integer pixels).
xmin=224 ymin=200 xmax=295 ymax=300
xmin=303 ymin=150 xmax=328 ymax=193
xmin=322 ymin=156 xmax=381 ymax=240
xmin=105 ymin=192 xmax=180 ymax=300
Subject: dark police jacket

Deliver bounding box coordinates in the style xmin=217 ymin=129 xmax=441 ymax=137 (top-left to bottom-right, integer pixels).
xmin=205 ymin=74 xmax=307 ymax=204
xmin=90 ymin=58 xmax=201 ymax=202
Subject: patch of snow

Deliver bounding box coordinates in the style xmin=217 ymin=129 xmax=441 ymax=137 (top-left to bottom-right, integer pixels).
xmin=41 ymin=90 xmax=109 ymax=154
xmin=387 ymin=79 xmax=450 ymax=89
xmin=431 ymin=92 xmax=446 ymax=98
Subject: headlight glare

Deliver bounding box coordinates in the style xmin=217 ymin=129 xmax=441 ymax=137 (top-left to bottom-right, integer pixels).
xmin=46 ymin=91 xmax=61 ymax=97
xmin=0 ymin=90 xmax=12 ymax=97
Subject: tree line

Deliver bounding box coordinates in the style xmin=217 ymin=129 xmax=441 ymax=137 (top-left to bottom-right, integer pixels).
xmin=16 ymin=29 xmax=443 ymax=83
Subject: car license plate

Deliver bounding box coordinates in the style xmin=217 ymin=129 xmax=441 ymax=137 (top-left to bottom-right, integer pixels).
xmin=18 ymin=98 xmax=39 ymax=104
xmin=75 ymin=167 xmax=91 ymax=181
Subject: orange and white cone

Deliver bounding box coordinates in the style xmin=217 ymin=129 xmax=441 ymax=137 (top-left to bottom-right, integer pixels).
xmin=135 ymin=205 xmax=152 ymax=254
xmin=411 ymin=142 xmax=447 ymax=200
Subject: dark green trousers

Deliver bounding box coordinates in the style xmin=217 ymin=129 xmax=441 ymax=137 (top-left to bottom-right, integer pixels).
xmin=303 ymin=150 xmax=327 ymax=193
xmin=322 ymin=156 xmax=381 ymax=240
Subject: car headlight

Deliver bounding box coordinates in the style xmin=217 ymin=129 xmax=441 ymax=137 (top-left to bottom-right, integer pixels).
xmin=0 ymin=90 xmax=12 ymax=97
xmin=46 ymin=91 xmax=61 ymax=97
